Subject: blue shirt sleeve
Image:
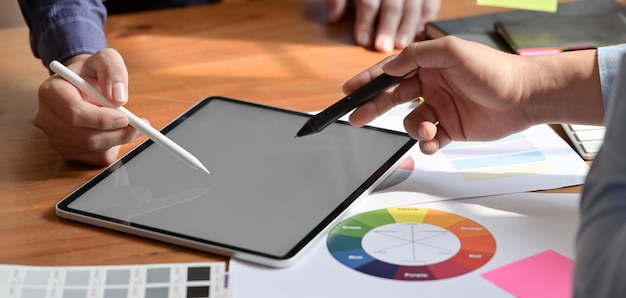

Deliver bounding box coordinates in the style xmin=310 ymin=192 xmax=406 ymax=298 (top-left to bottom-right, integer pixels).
xmin=598 ymin=44 xmax=626 ymax=109
xmin=575 ymin=50 xmax=626 ymax=297
xmin=18 ymin=0 xmax=108 ymax=70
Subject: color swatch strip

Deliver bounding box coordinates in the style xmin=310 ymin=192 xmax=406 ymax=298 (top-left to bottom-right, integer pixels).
xmin=0 ymin=261 xmax=228 ymax=298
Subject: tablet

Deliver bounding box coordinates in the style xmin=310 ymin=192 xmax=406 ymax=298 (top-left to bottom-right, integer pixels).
xmin=57 ymin=96 xmax=417 ymax=268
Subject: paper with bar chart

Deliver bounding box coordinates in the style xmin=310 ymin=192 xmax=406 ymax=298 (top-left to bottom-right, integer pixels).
xmin=365 ymin=102 xmax=588 ymax=198
xmin=377 ymin=124 xmax=588 ymax=198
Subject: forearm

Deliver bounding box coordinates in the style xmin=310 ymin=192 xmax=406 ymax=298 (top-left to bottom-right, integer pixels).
xmin=522 ymin=49 xmax=604 ymax=126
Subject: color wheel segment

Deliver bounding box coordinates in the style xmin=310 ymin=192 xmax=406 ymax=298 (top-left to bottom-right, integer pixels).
xmin=327 ymin=207 xmax=496 ymax=280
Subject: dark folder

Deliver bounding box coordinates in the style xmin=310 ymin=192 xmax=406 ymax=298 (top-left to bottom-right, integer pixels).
xmin=424 ymin=0 xmax=626 ymax=53
xmin=494 ymin=11 xmax=626 ymax=55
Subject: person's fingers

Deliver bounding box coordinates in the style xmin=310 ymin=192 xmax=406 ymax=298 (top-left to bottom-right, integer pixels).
xmin=342 ymin=54 xmax=398 ymax=94
xmin=382 ymin=37 xmax=468 ymax=77
xmin=403 ymin=101 xmax=437 ymax=136
xmin=373 ymin=0 xmax=404 ymax=52
xmin=78 ymin=48 xmax=129 ymax=105
xmin=52 ymin=143 xmax=122 ymax=166
xmin=392 ymin=0 xmax=422 ymax=49
xmin=39 ymin=118 xmax=141 ymax=166
xmin=418 ymin=0 xmax=441 ymax=30
xmin=325 ymin=0 xmax=348 ymax=23
xmin=34 ymin=108 xmax=140 ymax=151
xmin=348 ymin=80 xmax=422 ymax=127
xmin=343 ymin=54 xmax=420 ymax=126
xmin=37 ymin=77 xmax=130 ymax=131
xmin=348 ymin=88 xmax=403 ymax=126
xmin=399 ymin=97 xmax=453 ymax=154
xmin=35 ymin=72 xmax=143 ymax=165
xmin=34 ymin=49 xmax=147 ymax=166
xmin=353 ymin=0 xmax=381 ymax=47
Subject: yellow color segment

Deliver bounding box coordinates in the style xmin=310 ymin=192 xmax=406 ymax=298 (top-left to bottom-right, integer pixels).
xmin=387 ymin=207 xmax=428 ymax=223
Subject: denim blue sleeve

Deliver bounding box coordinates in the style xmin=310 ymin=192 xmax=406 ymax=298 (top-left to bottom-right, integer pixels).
xmin=598 ymin=44 xmax=626 ymax=110
xmin=18 ymin=0 xmax=107 ymax=70
xmin=575 ymin=51 xmax=626 ymax=297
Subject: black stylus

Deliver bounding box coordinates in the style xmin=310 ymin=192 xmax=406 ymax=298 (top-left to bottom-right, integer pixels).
xmin=295 ymin=71 xmax=413 ymax=137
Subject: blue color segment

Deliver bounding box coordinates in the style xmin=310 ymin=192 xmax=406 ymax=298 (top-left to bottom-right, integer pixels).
xmin=329 ymin=249 xmax=375 ymax=269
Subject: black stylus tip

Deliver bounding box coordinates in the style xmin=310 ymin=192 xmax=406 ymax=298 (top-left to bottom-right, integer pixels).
xmin=296 ymin=121 xmax=317 ymax=138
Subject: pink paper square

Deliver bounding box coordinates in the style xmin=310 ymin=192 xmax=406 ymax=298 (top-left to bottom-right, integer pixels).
xmin=481 ymin=250 xmax=573 ymax=298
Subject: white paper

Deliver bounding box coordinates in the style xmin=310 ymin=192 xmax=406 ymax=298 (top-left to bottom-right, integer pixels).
xmin=359 ymin=103 xmax=589 ymax=198
xmin=229 ymin=192 xmax=580 ymax=298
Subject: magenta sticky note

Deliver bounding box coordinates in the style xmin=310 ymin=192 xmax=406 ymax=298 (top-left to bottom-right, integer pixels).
xmin=481 ymin=250 xmax=573 ymax=298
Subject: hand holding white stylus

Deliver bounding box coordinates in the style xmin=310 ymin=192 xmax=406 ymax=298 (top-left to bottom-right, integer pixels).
xmin=49 ymin=60 xmax=210 ymax=174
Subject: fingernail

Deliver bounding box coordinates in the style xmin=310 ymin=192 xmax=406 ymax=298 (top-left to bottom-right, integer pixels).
xmin=377 ymin=36 xmax=394 ymax=53
xmin=112 ymin=82 xmax=127 ymax=104
xmin=397 ymin=34 xmax=410 ymax=48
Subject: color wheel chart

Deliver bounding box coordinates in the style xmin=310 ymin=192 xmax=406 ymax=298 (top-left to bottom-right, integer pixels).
xmin=327 ymin=207 xmax=496 ymax=280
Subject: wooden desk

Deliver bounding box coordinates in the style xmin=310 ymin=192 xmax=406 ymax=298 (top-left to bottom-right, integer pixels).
xmin=0 ymin=0 xmax=578 ymax=266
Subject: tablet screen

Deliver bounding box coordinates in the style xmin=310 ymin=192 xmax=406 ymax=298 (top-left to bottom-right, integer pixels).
xmin=57 ymin=97 xmax=416 ymax=264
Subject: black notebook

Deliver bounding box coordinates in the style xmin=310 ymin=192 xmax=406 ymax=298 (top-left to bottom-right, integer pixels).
xmin=424 ymin=0 xmax=626 ymax=53
xmin=495 ymin=11 xmax=626 ymax=55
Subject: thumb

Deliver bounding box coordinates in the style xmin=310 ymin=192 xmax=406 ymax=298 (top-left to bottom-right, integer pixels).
xmin=83 ymin=48 xmax=129 ymax=106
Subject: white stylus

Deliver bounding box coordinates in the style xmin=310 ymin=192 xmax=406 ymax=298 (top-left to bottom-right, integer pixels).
xmin=49 ymin=60 xmax=210 ymax=174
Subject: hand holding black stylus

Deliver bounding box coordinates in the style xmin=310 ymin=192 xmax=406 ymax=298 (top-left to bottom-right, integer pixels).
xmin=296 ymin=70 xmax=415 ymax=137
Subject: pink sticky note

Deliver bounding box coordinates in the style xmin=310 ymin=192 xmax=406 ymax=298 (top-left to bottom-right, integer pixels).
xmin=481 ymin=250 xmax=573 ymax=298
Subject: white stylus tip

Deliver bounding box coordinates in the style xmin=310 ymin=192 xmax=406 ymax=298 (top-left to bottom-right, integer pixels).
xmin=199 ymin=164 xmax=211 ymax=174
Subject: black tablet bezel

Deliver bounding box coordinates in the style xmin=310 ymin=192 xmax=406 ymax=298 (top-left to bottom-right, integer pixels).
xmin=56 ymin=96 xmax=417 ymax=267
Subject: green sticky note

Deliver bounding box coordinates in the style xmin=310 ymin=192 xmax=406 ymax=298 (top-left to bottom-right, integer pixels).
xmin=477 ymin=0 xmax=558 ymax=12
